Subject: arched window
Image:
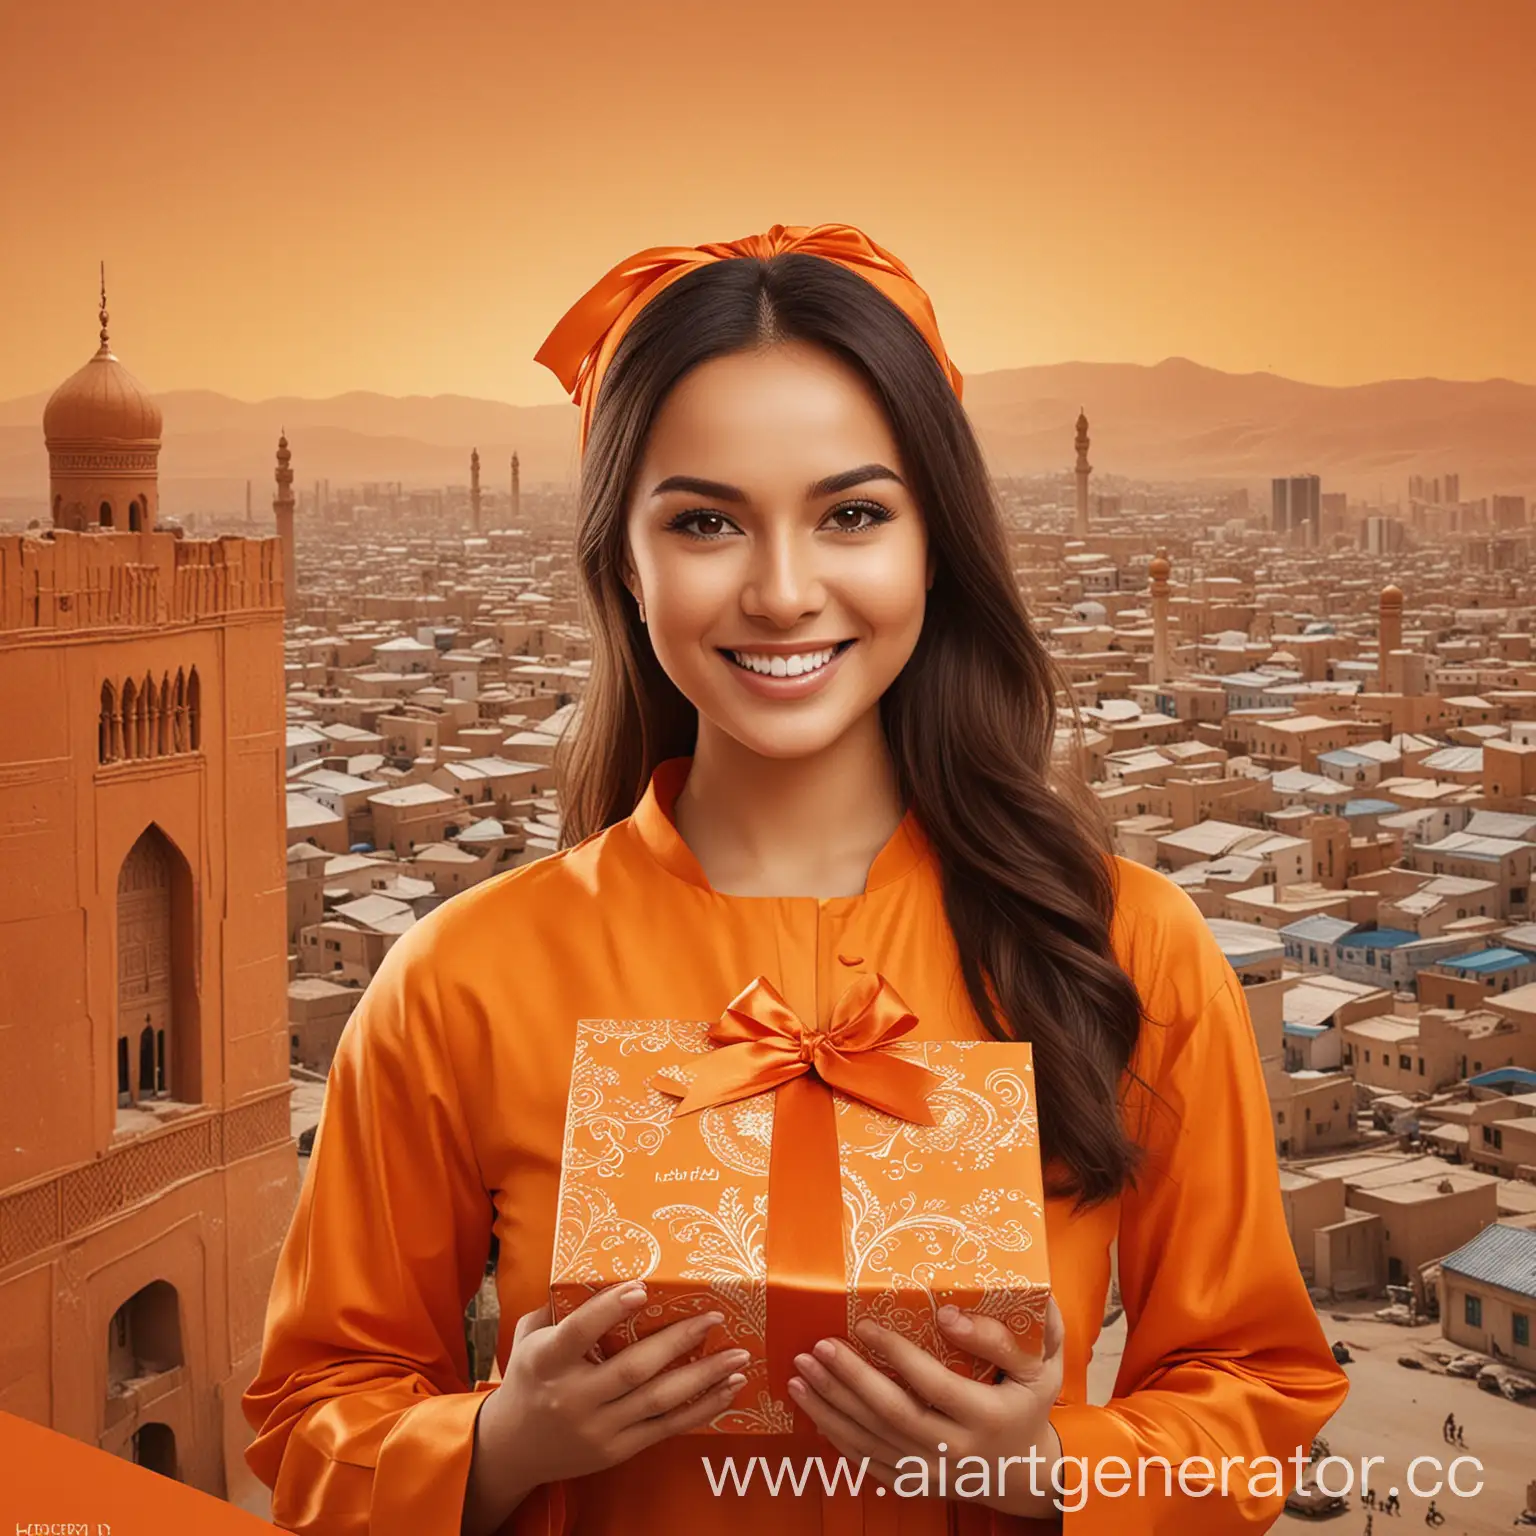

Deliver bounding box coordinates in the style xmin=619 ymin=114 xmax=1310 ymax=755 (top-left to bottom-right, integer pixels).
xmin=171 ymin=670 xmax=187 ymax=753
xmin=99 ymin=501 xmax=113 ymax=527
xmin=157 ymin=672 xmax=171 ymax=755
xmin=137 ymin=673 xmax=153 ymax=758
xmin=187 ymin=667 xmax=201 ymax=751
xmin=107 ymin=1281 xmax=183 ymax=1390
xmin=99 ymin=680 xmax=118 ymax=763
xmin=132 ymin=1423 xmax=177 ymax=1479
xmin=115 ymin=826 xmax=201 ymax=1113
xmin=128 ymin=500 xmax=142 ymax=532
xmin=120 ymin=679 xmax=138 ymax=759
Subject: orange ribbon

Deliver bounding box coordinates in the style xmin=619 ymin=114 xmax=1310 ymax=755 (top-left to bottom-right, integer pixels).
xmin=533 ymin=222 xmax=964 ymax=453
xmin=656 ymin=973 xmax=939 ymax=1424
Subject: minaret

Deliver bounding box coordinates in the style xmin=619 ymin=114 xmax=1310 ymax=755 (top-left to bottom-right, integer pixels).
xmin=1073 ymin=407 xmax=1091 ymax=539
xmin=511 ymin=450 xmax=521 ymax=525
xmin=470 ymin=447 xmax=482 ymax=533
xmin=1378 ymin=583 xmax=1403 ymax=693
xmin=274 ymin=428 xmax=296 ymax=617
xmin=245 ymin=478 xmax=252 ymax=525
xmin=1149 ymin=548 xmax=1172 ymax=686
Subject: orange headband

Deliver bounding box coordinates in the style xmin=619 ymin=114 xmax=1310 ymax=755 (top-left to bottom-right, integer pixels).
xmin=533 ymin=222 xmax=963 ymax=453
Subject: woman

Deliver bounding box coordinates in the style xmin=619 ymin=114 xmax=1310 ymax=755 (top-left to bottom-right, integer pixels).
xmin=244 ymin=224 xmax=1349 ymax=1535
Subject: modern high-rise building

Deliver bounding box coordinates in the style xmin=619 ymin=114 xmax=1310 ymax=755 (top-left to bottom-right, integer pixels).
xmin=1271 ymin=474 xmax=1321 ymax=543
xmin=1408 ymin=473 xmax=1460 ymax=506
xmin=1363 ymin=515 xmax=1407 ymax=555
xmin=1492 ymin=494 xmax=1528 ymax=531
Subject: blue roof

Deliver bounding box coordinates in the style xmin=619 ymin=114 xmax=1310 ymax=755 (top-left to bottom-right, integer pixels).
xmin=1284 ymin=1022 xmax=1331 ymax=1038
xmin=1341 ymin=799 xmax=1403 ymax=817
xmin=1466 ymin=1066 xmax=1536 ymax=1090
xmin=1342 ymin=928 xmax=1418 ymax=950
xmin=1439 ymin=948 xmax=1532 ymax=975
xmin=1318 ymin=748 xmax=1376 ymax=767
xmin=1440 ymin=1224 xmax=1536 ymax=1300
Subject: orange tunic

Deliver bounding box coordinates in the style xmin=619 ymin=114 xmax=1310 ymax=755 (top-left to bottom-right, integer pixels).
xmin=244 ymin=757 xmax=1349 ymax=1534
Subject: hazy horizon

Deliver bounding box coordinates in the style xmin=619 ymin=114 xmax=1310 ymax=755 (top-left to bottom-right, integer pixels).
xmin=7 ymin=352 xmax=1536 ymax=416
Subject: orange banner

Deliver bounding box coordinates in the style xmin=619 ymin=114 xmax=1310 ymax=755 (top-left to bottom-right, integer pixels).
xmin=0 ymin=1411 xmax=272 ymax=1534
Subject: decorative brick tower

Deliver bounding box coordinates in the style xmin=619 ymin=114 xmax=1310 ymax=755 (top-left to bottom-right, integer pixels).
xmin=0 ymin=279 xmax=294 ymax=1507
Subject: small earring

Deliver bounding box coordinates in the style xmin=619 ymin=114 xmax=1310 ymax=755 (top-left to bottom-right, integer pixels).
xmin=636 ymin=595 xmax=647 ymax=624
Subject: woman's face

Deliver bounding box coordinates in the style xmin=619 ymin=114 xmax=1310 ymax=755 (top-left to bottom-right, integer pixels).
xmin=623 ymin=341 xmax=933 ymax=762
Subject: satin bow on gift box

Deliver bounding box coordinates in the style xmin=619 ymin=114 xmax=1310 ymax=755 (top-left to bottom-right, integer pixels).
xmin=653 ymin=972 xmax=943 ymax=1420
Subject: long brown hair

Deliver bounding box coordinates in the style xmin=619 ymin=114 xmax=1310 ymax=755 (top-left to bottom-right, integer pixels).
xmin=555 ymin=254 xmax=1148 ymax=1208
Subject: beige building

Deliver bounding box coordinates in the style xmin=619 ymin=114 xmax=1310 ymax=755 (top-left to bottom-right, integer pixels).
xmin=366 ymin=781 xmax=463 ymax=854
xmin=287 ymin=977 xmax=360 ymax=1074
xmin=1437 ymin=1223 xmax=1536 ymax=1373
xmin=1268 ymin=1069 xmax=1353 ymax=1157
xmin=1343 ymin=1004 xmax=1536 ymax=1094
xmin=1298 ymin=1153 xmax=1500 ymax=1304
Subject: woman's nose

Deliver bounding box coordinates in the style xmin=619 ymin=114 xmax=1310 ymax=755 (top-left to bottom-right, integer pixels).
xmin=740 ymin=528 xmax=825 ymax=625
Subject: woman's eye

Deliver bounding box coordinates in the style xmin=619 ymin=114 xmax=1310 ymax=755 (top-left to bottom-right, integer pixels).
xmin=666 ymin=510 xmax=736 ymax=540
xmin=826 ymin=501 xmax=893 ymax=533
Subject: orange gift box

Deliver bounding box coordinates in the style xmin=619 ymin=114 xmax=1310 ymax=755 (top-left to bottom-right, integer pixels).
xmin=549 ymin=972 xmax=1051 ymax=1434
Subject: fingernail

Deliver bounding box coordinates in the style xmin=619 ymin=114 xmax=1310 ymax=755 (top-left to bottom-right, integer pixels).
xmin=725 ymin=1373 xmax=747 ymax=1390
xmin=939 ymin=1306 xmax=971 ymax=1332
xmin=620 ymin=1284 xmax=647 ymax=1304
xmin=699 ymin=1311 xmax=725 ymax=1328
xmin=813 ymin=1339 xmax=837 ymax=1363
xmin=794 ymin=1352 xmax=815 ymax=1372
xmin=723 ymin=1349 xmax=751 ymax=1367
xmin=788 ymin=1377 xmax=806 ymax=1396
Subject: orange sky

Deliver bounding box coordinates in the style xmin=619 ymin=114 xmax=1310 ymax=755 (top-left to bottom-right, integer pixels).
xmin=1 ymin=0 xmax=1532 ymax=404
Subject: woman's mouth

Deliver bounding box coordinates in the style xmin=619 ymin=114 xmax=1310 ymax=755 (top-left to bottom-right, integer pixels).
xmin=716 ymin=639 xmax=857 ymax=698
xmin=721 ymin=640 xmax=854 ymax=678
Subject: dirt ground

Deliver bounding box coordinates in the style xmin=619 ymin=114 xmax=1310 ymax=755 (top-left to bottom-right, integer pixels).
xmin=1086 ymin=1301 xmax=1535 ymax=1531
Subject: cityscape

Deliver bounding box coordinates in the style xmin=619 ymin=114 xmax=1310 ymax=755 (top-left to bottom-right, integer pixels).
xmin=4 ymin=255 xmax=1536 ymax=1534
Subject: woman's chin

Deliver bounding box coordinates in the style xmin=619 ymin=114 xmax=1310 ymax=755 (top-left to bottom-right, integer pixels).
xmin=704 ymin=705 xmax=863 ymax=763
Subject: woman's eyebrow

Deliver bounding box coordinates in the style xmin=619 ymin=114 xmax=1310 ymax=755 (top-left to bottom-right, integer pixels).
xmin=647 ymin=463 xmax=906 ymax=503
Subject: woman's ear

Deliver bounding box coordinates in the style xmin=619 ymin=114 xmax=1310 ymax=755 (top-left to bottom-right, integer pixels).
xmin=620 ymin=563 xmax=646 ymax=623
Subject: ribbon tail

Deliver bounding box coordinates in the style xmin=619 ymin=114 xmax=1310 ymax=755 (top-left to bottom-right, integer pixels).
xmin=765 ymin=1074 xmax=846 ymax=1428
xmin=815 ymin=1050 xmax=942 ymax=1126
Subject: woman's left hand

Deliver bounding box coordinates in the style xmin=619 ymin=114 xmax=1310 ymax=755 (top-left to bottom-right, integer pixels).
xmin=788 ymin=1296 xmax=1066 ymax=1520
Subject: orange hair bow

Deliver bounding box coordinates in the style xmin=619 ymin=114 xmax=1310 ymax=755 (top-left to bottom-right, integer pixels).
xmin=533 ymin=222 xmax=963 ymax=453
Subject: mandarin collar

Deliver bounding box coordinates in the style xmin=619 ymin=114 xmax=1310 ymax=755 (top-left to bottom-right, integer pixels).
xmin=629 ymin=755 xmax=927 ymax=894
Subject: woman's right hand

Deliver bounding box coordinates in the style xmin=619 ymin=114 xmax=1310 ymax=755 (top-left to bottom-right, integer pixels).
xmin=461 ymin=1280 xmax=749 ymax=1535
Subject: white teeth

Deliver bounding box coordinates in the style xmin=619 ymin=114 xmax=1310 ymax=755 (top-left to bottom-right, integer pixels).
xmin=727 ymin=646 xmax=840 ymax=677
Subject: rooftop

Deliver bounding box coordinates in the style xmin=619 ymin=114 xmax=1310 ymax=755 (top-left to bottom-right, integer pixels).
xmin=1439 ymin=1223 xmax=1536 ymax=1300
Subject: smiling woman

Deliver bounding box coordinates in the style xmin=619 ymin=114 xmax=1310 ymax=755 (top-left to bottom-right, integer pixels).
xmin=617 ymin=344 xmax=933 ymax=775
xmin=243 ymin=226 xmax=1350 ymax=1536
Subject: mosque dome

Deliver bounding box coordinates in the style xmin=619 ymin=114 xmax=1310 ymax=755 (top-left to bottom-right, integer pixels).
xmin=1149 ymin=548 xmax=1172 ymax=581
xmin=1380 ymin=583 xmax=1404 ymax=608
xmin=43 ymin=291 xmax=162 ymax=444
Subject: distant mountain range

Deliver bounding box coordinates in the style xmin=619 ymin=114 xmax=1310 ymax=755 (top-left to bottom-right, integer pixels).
xmin=2 ymin=357 xmax=1533 ymax=519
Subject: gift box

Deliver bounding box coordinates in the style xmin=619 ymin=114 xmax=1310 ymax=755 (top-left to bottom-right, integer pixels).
xmin=549 ymin=972 xmax=1051 ymax=1434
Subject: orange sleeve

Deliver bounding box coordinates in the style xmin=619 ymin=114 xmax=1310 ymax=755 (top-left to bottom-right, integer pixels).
xmin=242 ymin=922 xmax=498 ymax=1535
xmin=1046 ymin=957 xmax=1350 ymax=1531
